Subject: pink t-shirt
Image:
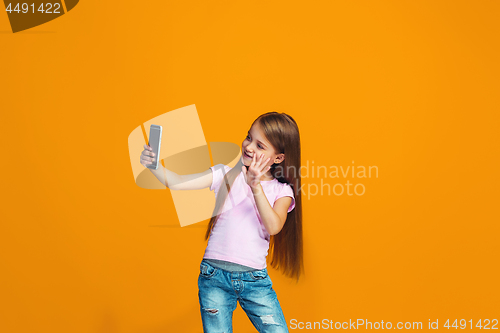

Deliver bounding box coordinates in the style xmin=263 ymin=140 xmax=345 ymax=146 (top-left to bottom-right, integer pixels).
xmin=203 ymin=164 xmax=296 ymax=269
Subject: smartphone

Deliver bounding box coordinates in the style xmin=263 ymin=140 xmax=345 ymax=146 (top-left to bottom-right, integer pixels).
xmin=147 ymin=124 xmax=162 ymax=170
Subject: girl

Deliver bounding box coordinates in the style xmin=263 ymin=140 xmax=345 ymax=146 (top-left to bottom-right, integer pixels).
xmin=140 ymin=112 xmax=303 ymax=333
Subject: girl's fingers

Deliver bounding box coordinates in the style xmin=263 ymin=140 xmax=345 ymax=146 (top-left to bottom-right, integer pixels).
xmin=259 ymin=154 xmax=265 ymax=167
xmin=142 ymin=148 xmax=155 ymax=157
xmin=252 ymin=154 xmax=259 ymax=167
xmin=256 ymin=155 xmax=264 ymax=168
xmin=252 ymin=155 xmax=262 ymax=171
xmin=255 ymin=154 xmax=264 ymax=167
xmin=251 ymin=155 xmax=270 ymax=171
xmin=140 ymin=147 xmax=156 ymax=167
xmin=251 ymin=153 xmax=256 ymax=167
xmin=258 ymin=157 xmax=270 ymax=172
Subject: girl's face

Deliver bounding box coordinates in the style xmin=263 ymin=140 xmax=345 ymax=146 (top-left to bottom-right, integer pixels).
xmin=241 ymin=122 xmax=284 ymax=171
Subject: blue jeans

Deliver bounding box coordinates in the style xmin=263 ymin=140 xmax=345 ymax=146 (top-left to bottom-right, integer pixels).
xmin=198 ymin=260 xmax=289 ymax=333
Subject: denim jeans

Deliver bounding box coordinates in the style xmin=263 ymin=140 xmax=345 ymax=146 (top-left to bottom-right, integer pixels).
xmin=198 ymin=260 xmax=289 ymax=333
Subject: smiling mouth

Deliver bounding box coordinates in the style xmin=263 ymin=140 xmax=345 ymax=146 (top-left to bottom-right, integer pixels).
xmin=243 ymin=152 xmax=252 ymax=159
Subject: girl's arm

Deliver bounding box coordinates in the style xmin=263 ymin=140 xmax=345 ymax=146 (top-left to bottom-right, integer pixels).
xmin=141 ymin=144 xmax=213 ymax=190
xmin=151 ymin=165 xmax=213 ymax=191
xmin=251 ymin=185 xmax=292 ymax=236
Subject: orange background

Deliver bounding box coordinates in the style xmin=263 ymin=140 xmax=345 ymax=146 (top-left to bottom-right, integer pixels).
xmin=1 ymin=1 xmax=499 ymax=332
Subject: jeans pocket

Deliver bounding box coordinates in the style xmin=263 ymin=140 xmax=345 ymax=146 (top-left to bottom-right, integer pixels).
xmin=250 ymin=268 xmax=268 ymax=280
xmin=200 ymin=261 xmax=218 ymax=278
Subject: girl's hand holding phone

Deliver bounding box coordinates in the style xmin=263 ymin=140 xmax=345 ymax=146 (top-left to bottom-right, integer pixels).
xmin=140 ymin=144 xmax=156 ymax=167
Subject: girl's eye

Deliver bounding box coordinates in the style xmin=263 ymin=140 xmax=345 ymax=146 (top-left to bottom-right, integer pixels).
xmin=245 ymin=135 xmax=263 ymax=149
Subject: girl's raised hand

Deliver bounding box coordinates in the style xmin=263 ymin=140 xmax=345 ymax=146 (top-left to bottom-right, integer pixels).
xmin=242 ymin=153 xmax=271 ymax=189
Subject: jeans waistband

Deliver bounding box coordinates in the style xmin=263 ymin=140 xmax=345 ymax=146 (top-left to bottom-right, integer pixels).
xmin=202 ymin=259 xmax=262 ymax=273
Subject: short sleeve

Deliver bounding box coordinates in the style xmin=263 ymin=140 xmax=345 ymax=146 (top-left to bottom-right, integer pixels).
xmin=210 ymin=164 xmax=231 ymax=196
xmin=275 ymin=183 xmax=295 ymax=213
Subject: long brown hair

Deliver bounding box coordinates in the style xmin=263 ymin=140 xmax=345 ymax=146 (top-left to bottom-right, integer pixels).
xmin=205 ymin=112 xmax=303 ymax=281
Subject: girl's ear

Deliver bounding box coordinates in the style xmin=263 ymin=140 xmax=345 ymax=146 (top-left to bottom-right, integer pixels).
xmin=274 ymin=153 xmax=285 ymax=164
